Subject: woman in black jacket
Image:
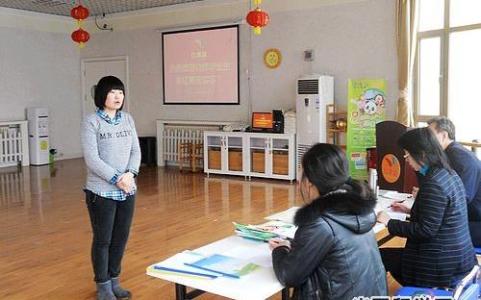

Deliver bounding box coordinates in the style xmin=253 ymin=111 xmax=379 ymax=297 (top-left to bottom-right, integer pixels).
xmin=270 ymin=143 xmax=387 ymax=300
xmin=377 ymin=127 xmax=476 ymax=288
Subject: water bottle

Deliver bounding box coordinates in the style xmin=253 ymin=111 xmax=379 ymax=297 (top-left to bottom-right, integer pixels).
xmin=368 ymin=168 xmax=378 ymax=197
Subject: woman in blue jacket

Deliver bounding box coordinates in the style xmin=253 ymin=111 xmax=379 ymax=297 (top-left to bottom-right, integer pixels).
xmin=270 ymin=143 xmax=387 ymax=299
xmin=377 ymin=127 xmax=476 ymax=288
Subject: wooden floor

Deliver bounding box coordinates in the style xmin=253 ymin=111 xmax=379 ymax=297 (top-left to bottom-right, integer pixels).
xmin=0 ymin=159 xmax=402 ymax=299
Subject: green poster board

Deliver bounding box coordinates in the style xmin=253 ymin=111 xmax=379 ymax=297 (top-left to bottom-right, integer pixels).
xmin=346 ymin=79 xmax=386 ymax=180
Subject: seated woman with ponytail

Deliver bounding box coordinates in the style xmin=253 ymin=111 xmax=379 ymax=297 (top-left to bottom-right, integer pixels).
xmin=269 ymin=143 xmax=387 ymax=300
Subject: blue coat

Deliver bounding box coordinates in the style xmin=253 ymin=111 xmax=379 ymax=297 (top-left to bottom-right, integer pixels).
xmin=445 ymin=142 xmax=481 ymax=246
xmin=387 ymin=167 xmax=476 ymax=288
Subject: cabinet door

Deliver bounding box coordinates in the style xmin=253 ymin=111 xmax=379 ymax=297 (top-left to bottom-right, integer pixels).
xmin=226 ymin=135 xmax=243 ymax=172
xmin=205 ymin=135 xmax=223 ymax=170
xmin=271 ymin=137 xmax=290 ymax=176
xmin=249 ymin=136 xmax=268 ymax=174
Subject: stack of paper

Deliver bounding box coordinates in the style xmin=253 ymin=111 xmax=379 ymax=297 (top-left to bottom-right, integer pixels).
xmin=146 ymin=251 xmax=220 ymax=279
xmin=264 ymin=207 xmax=299 ymax=224
xmin=375 ymin=190 xmax=414 ymax=222
xmin=379 ymin=190 xmax=413 ymax=202
xmin=186 ymin=254 xmax=259 ymax=279
xmin=233 ymin=220 xmax=297 ymax=242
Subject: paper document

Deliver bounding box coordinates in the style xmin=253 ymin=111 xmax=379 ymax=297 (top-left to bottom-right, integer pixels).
xmin=146 ymin=251 xmax=219 ymax=279
xmin=380 ymin=191 xmax=412 ymax=202
xmin=264 ymin=207 xmax=300 ymax=224
xmin=233 ymin=221 xmax=297 ymax=241
xmin=386 ymin=210 xmax=408 ymax=221
xmin=186 ymin=254 xmax=260 ymax=278
xmin=375 ymin=191 xmax=413 ymax=222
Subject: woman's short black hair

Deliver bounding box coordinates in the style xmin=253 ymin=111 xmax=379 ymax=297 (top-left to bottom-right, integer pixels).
xmin=94 ymin=76 xmax=125 ymax=110
xmin=302 ymin=143 xmax=349 ymax=196
xmin=398 ymin=127 xmax=452 ymax=171
xmin=301 ymin=143 xmax=372 ymax=197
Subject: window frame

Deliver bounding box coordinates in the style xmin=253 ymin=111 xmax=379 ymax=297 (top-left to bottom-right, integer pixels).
xmin=414 ymin=0 xmax=481 ymax=123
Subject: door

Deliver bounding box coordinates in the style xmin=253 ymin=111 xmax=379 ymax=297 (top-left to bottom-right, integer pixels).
xmin=81 ymin=57 xmax=129 ymax=117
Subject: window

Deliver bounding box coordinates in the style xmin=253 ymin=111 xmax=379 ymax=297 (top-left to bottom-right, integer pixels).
xmin=415 ymin=0 xmax=481 ymax=141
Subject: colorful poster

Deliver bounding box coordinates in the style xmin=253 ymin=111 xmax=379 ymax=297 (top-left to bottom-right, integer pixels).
xmin=347 ymin=79 xmax=386 ymax=180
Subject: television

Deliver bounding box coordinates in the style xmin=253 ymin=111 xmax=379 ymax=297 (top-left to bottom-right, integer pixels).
xmin=252 ymin=112 xmax=273 ymax=131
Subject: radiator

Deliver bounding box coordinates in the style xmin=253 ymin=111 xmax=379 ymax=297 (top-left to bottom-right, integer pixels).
xmin=156 ymin=120 xmax=239 ymax=167
xmin=163 ymin=125 xmax=215 ymax=166
xmin=0 ymin=121 xmax=29 ymax=168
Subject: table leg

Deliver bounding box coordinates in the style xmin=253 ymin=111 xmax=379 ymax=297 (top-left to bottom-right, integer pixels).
xmin=174 ymin=284 xmax=206 ymax=300
xmin=175 ymin=283 xmax=186 ymax=300
xmin=282 ymin=287 xmax=290 ymax=300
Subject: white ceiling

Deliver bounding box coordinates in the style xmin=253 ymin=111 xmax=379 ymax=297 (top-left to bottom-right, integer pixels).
xmin=0 ymin=0 xmax=207 ymax=16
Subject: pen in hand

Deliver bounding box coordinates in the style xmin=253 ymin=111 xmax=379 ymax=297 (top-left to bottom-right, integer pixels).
xmin=387 ymin=200 xmax=405 ymax=208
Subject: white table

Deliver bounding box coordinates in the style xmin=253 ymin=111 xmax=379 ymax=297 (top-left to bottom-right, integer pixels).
xmin=147 ymin=236 xmax=288 ymax=300
xmin=265 ymin=190 xmax=413 ymax=246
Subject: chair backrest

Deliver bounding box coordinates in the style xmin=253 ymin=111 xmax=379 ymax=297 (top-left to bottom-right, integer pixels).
xmin=453 ymin=265 xmax=480 ymax=300
xmin=458 ymin=283 xmax=479 ymax=300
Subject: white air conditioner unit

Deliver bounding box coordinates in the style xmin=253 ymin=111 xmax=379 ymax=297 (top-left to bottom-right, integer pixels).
xmin=296 ymin=75 xmax=334 ymax=179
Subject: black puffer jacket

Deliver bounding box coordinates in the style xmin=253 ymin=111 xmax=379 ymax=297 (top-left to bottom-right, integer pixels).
xmin=272 ymin=190 xmax=387 ymax=300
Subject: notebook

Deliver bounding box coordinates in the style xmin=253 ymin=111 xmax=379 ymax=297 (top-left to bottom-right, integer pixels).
xmin=185 ymin=254 xmax=259 ymax=279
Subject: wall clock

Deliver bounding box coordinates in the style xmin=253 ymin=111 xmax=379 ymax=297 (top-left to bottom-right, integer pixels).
xmin=264 ymin=48 xmax=282 ymax=69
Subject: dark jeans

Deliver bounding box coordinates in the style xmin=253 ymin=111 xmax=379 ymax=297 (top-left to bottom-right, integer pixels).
xmin=85 ymin=190 xmax=135 ymax=283
xmin=380 ymin=247 xmax=405 ymax=286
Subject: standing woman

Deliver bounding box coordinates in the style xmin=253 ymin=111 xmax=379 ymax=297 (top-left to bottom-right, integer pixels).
xmin=270 ymin=143 xmax=387 ymax=300
xmin=377 ymin=127 xmax=476 ymax=288
xmin=81 ymin=76 xmax=140 ymax=300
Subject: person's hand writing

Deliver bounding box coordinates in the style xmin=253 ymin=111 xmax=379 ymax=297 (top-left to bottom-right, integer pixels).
xmin=268 ymin=238 xmax=291 ymax=251
xmin=376 ymin=211 xmax=391 ymax=226
xmin=390 ymin=202 xmax=411 ymax=214
xmin=116 ymin=172 xmax=134 ymax=193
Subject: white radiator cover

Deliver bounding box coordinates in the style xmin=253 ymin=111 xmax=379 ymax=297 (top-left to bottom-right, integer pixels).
xmin=0 ymin=121 xmax=29 ymax=168
xmin=156 ymin=120 xmax=241 ymax=167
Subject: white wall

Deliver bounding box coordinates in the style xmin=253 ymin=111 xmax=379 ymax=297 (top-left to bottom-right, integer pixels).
xmin=81 ymin=0 xmax=397 ymax=137
xmin=0 ymin=0 xmax=397 ymax=159
xmin=0 ymin=21 xmax=82 ymax=160
xmin=251 ymin=0 xmax=397 ymax=117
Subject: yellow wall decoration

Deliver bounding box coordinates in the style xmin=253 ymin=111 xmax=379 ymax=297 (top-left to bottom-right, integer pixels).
xmin=264 ymin=48 xmax=282 ymax=69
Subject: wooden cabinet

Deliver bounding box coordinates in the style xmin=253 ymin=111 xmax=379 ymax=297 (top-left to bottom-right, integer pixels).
xmin=204 ymin=132 xmax=296 ymax=181
xmin=204 ymin=132 xmax=246 ymax=175
xmin=247 ymin=134 xmax=295 ymax=180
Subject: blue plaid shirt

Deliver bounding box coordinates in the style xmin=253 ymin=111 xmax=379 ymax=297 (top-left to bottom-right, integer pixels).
xmin=95 ymin=109 xmax=137 ymax=201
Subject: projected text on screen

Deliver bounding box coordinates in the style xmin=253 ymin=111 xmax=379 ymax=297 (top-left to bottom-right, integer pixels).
xmin=162 ymin=25 xmax=239 ymax=104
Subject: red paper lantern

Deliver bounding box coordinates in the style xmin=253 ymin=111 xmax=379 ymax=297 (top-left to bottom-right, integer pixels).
xmin=70 ymin=4 xmax=89 ymax=21
xmin=246 ymin=8 xmax=269 ymax=35
xmin=71 ymin=28 xmax=90 ymax=48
